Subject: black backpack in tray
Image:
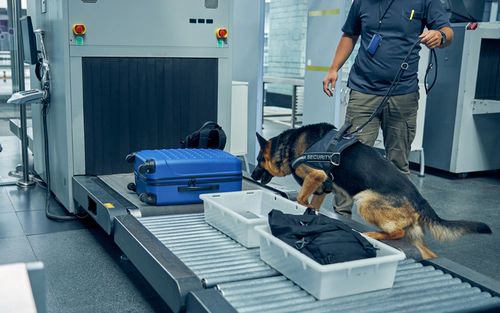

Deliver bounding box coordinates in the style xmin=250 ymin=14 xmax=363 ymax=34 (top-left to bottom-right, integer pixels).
xmin=268 ymin=209 xmax=378 ymax=265
xmin=180 ymin=121 xmax=227 ymax=150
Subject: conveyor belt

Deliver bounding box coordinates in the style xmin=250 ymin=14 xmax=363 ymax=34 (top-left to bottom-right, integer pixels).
xmin=79 ymin=171 xmax=500 ymax=312
xmin=137 ymin=213 xmax=279 ymax=288
xmin=134 ymin=213 xmax=500 ymax=313
xmin=217 ymin=259 xmax=500 ymax=313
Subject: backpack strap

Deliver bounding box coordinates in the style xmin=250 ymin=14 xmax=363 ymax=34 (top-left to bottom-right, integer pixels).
xmin=198 ymin=127 xmax=213 ymax=148
xmin=199 ymin=122 xmax=227 ymax=149
xmin=216 ymin=128 xmax=227 ymax=150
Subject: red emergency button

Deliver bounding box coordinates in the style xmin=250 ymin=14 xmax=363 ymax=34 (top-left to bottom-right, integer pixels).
xmin=466 ymin=22 xmax=478 ymax=30
xmin=73 ymin=24 xmax=86 ymax=35
xmin=216 ymin=28 xmax=228 ymax=39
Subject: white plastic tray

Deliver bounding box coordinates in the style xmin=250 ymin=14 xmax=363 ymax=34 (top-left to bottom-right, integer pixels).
xmin=201 ymin=190 xmax=307 ymax=248
xmin=255 ymin=225 xmax=406 ymax=300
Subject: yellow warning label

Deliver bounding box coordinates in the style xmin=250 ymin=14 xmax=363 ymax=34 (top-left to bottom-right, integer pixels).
xmin=308 ymin=9 xmax=340 ymax=17
xmin=306 ymin=65 xmax=331 ymax=72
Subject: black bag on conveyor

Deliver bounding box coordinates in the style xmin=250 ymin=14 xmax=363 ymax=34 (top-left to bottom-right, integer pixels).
xmin=180 ymin=121 xmax=227 ymax=150
xmin=268 ymin=209 xmax=377 ymax=265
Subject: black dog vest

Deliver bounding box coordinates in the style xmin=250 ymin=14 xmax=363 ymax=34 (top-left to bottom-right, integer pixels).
xmin=290 ymin=122 xmax=359 ymax=193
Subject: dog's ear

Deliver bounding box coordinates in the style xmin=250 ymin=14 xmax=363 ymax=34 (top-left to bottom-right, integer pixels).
xmin=256 ymin=132 xmax=268 ymax=149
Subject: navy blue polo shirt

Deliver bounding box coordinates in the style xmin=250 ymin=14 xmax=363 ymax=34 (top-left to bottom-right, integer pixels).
xmin=343 ymin=0 xmax=450 ymax=95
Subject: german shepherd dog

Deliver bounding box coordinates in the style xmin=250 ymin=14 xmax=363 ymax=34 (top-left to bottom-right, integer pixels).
xmin=251 ymin=123 xmax=492 ymax=259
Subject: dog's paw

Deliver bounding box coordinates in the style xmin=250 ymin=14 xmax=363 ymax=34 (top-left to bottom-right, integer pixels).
xmin=305 ymin=207 xmax=314 ymax=214
xmin=304 ymin=207 xmax=320 ymax=215
xmin=363 ymin=231 xmax=388 ymax=240
xmin=364 ymin=230 xmax=405 ymax=240
xmin=311 ymin=206 xmax=321 ymax=215
xmin=297 ymin=200 xmax=310 ymax=207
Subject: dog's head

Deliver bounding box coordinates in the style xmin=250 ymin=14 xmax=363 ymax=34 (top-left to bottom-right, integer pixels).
xmin=251 ymin=132 xmax=275 ymax=185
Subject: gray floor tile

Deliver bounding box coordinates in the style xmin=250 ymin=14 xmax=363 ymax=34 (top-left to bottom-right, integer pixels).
xmin=0 ymin=236 xmax=37 ymax=264
xmin=17 ymin=209 xmax=88 ymax=236
xmin=27 ymin=229 xmax=172 ymax=312
xmin=5 ymin=184 xmax=49 ymax=212
xmin=43 ymin=285 xmax=60 ymax=313
xmin=427 ymin=236 xmax=500 ymax=282
xmin=0 ymin=135 xmax=23 ymax=179
xmin=0 ymin=212 xmax=26 ymax=238
xmin=0 ymin=187 xmax=14 ymax=213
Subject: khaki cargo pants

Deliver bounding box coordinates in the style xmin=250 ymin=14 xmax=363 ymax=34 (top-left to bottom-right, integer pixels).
xmin=333 ymin=90 xmax=419 ymax=217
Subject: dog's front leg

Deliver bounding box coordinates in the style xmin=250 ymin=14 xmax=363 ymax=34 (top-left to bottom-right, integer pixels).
xmin=310 ymin=193 xmax=327 ymax=212
xmin=295 ymin=166 xmax=327 ymax=209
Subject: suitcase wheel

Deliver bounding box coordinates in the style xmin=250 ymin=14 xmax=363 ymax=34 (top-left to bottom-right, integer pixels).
xmin=138 ymin=158 xmax=156 ymax=174
xmin=125 ymin=152 xmax=136 ymax=163
xmin=127 ymin=182 xmax=136 ymax=192
xmin=139 ymin=193 xmax=156 ymax=205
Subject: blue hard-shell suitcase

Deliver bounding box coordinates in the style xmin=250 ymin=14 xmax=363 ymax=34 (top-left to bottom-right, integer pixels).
xmin=127 ymin=148 xmax=242 ymax=205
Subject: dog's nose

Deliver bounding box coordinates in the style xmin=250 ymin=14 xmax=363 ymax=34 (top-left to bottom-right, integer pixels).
xmin=251 ymin=169 xmax=262 ymax=180
xmin=260 ymin=171 xmax=273 ymax=185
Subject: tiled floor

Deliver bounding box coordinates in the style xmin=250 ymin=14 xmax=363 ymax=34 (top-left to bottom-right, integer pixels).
xmin=1 ymin=105 xmax=499 ymax=313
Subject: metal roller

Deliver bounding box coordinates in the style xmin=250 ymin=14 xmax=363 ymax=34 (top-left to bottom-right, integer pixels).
xmin=189 ymin=258 xmax=263 ymax=271
xmin=136 ymin=214 xmax=280 ymax=292
xmin=180 ymin=250 xmax=260 ymax=264
xmin=174 ymin=246 xmax=249 ymax=259
xmin=201 ymin=268 xmax=280 ymax=289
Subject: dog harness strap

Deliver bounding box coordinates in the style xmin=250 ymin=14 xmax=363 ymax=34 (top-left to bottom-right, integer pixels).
xmin=291 ymin=128 xmax=359 ymax=171
xmin=321 ymin=177 xmax=333 ymax=194
xmin=289 ymin=125 xmax=358 ymax=194
xmin=291 ymin=152 xmax=339 ymax=168
xmin=327 ymin=122 xmax=353 ymax=150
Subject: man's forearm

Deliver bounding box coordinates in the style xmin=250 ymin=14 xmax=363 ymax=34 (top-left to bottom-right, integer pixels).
xmin=329 ymin=34 xmax=359 ymax=72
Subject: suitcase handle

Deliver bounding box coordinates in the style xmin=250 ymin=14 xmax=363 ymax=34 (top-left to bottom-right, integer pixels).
xmin=178 ymin=185 xmax=220 ymax=192
xmin=125 ymin=152 xmax=136 ymax=163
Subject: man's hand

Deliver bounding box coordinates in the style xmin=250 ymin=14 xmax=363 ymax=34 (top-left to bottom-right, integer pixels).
xmin=419 ymin=27 xmax=453 ymax=49
xmin=322 ymin=33 xmax=359 ymax=97
xmin=323 ymin=70 xmax=338 ymax=97
xmin=419 ymin=30 xmax=442 ymax=49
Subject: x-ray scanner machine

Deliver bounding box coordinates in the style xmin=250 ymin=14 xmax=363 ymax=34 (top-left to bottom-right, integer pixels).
xmin=423 ymin=22 xmax=500 ymax=177
xmin=28 ymin=0 xmax=234 ymax=230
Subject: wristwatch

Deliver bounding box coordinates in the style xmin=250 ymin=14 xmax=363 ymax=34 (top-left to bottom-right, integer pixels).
xmin=438 ymin=30 xmax=446 ymax=45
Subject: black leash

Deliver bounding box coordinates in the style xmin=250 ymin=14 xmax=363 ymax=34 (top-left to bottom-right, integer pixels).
xmin=424 ymin=48 xmax=438 ymax=94
xmin=346 ymin=37 xmax=424 ymax=136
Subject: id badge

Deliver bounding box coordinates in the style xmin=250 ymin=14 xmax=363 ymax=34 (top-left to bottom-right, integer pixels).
xmin=367 ymin=34 xmax=382 ymax=55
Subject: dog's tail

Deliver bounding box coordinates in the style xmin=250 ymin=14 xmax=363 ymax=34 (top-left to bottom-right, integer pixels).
xmin=419 ymin=202 xmax=492 ymax=242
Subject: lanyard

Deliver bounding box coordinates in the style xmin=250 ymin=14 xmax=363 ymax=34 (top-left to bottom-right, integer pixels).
xmin=378 ymin=0 xmax=396 ymax=32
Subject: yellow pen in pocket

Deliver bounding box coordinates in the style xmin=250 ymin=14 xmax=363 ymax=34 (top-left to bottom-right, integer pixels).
xmin=410 ymin=10 xmax=415 ymax=20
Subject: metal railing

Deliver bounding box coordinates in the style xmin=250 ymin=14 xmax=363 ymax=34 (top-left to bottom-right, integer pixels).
xmin=263 ymin=76 xmax=304 ymax=129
